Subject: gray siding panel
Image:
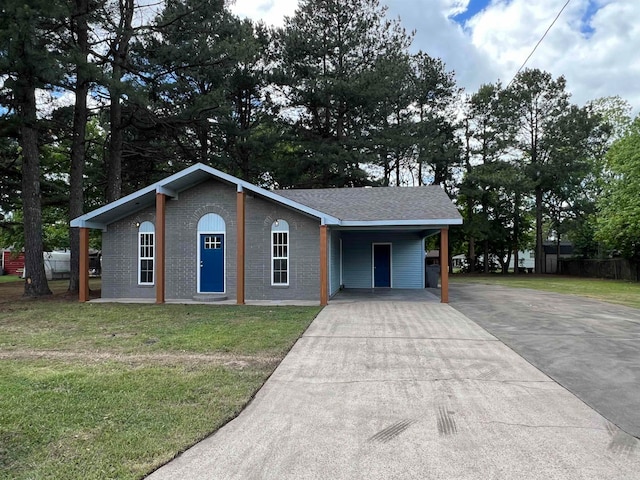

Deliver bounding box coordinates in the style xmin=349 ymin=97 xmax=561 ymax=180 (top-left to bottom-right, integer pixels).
xmin=341 ymin=231 xmax=423 ymax=289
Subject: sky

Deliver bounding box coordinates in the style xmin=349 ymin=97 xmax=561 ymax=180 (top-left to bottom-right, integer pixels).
xmin=230 ymin=0 xmax=640 ymax=115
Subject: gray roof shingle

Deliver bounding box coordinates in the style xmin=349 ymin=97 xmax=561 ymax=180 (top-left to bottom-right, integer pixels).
xmin=275 ymin=186 xmax=462 ymax=222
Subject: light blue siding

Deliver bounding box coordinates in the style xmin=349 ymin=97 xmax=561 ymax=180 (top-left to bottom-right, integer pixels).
xmin=329 ymin=229 xmax=341 ymax=296
xmin=197 ymin=213 xmax=225 ymax=232
xmin=341 ymin=231 xmax=424 ymax=289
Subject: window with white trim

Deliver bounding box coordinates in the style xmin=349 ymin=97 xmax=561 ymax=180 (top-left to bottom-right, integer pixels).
xmin=138 ymin=221 xmax=155 ymax=285
xmin=271 ymin=220 xmax=289 ymax=285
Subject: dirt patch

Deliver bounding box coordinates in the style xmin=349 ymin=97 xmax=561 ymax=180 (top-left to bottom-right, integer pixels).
xmin=0 ymin=279 xmax=101 ymax=306
xmin=0 ymin=348 xmax=279 ymax=369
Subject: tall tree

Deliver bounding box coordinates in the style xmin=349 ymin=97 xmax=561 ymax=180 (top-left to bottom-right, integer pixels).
xmin=102 ymin=0 xmax=135 ymax=202
xmin=507 ymin=69 xmax=570 ymax=273
xmin=461 ymin=82 xmax=519 ymax=272
xmin=0 ymin=0 xmax=68 ymax=295
xmin=595 ymin=116 xmax=640 ymax=260
xmin=411 ymin=52 xmax=459 ymax=188
xmin=275 ymin=0 xmax=412 ymax=187
xmin=136 ymin=0 xmax=274 ymax=182
xmin=68 ymin=0 xmax=95 ymax=293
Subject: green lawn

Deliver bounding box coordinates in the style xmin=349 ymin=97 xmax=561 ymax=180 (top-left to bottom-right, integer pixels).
xmin=0 ymin=286 xmax=321 ymax=480
xmin=451 ymin=274 xmax=640 ymax=309
xmin=0 ymin=275 xmax=21 ymax=283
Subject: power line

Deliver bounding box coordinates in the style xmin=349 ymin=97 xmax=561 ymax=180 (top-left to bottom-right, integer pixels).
xmin=507 ymin=0 xmax=572 ymax=86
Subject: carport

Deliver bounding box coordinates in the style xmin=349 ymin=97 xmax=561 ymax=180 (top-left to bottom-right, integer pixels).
xmin=325 ymin=226 xmax=452 ymax=302
xmin=277 ymin=186 xmax=462 ymax=304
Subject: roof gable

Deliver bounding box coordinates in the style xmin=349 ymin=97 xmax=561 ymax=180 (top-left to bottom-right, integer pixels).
xmin=70 ymin=164 xmax=339 ymax=229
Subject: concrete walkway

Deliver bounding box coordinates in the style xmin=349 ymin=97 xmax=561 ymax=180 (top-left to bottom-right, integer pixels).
xmin=147 ymin=296 xmax=640 ymax=479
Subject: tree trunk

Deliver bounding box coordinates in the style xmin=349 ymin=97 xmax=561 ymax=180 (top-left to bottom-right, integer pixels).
xmin=106 ymin=83 xmax=123 ymax=203
xmin=483 ymin=239 xmax=489 ymax=274
xmin=535 ymin=186 xmax=544 ymax=273
xmin=468 ymin=237 xmax=475 ymax=272
xmin=513 ymin=192 xmax=520 ymax=275
xmin=105 ymin=0 xmax=134 ymax=203
xmin=68 ymin=0 xmax=90 ymax=294
xmin=18 ymin=78 xmax=51 ymax=297
xmin=556 ymin=233 xmax=561 ymax=275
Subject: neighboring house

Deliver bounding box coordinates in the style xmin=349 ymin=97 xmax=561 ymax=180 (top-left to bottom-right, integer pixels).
xmin=452 ymin=254 xmax=466 ymax=269
xmin=1 ymin=249 xmax=25 ymax=276
xmin=508 ymin=249 xmax=535 ymax=271
xmin=543 ymin=241 xmax=574 ymax=274
xmin=70 ymin=163 xmax=462 ymax=305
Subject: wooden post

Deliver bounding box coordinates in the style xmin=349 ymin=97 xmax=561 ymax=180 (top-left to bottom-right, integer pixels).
xmin=155 ymin=193 xmax=166 ymax=304
xmin=320 ymin=224 xmax=328 ymax=306
xmin=440 ymin=227 xmax=449 ymax=303
xmin=236 ymin=188 xmax=245 ymax=305
xmin=79 ymin=227 xmax=90 ymax=302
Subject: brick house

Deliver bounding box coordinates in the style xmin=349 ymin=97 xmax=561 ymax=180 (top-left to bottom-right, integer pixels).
xmin=70 ymin=163 xmax=462 ymax=305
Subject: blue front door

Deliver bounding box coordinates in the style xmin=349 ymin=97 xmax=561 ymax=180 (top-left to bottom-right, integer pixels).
xmin=373 ymin=244 xmax=391 ymax=287
xmin=200 ymin=234 xmax=224 ymax=292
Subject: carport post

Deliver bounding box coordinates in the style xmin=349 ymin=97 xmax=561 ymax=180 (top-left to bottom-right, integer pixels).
xmin=155 ymin=192 xmax=166 ymax=304
xmin=79 ymin=227 xmax=90 ymax=302
xmin=440 ymin=227 xmax=449 ymax=303
xmin=236 ymin=186 xmax=245 ymax=305
xmin=320 ymin=224 xmax=328 ymax=306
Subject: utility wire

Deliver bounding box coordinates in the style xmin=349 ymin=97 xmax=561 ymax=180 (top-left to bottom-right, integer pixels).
xmin=507 ymin=0 xmax=572 ymax=86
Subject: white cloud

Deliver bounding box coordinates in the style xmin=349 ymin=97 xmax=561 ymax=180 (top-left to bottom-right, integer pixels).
xmin=229 ymin=0 xmax=298 ymax=27
xmin=463 ymin=0 xmax=640 ymax=111
xmin=229 ymin=0 xmax=640 ymax=114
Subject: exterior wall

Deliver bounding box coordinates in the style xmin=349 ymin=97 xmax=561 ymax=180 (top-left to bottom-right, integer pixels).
xmin=244 ymin=194 xmax=321 ymax=301
xmin=2 ymin=250 xmax=25 ymax=275
xmin=165 ymin=180 xmax=238 ymax=299
xmin=102 ymin=179 xmax=238 ymax=300
xmin=102 ymin=205 xmax=157 ymax=299
xmin=329 ymin=229 xmax=342 ymax=296
xmin=341 ymin=231 xmax=424 ymax=289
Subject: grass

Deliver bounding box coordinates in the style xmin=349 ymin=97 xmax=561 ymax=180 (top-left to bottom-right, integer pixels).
xmin=451 ymin=274 xmax=640 ymax=309
xmin=0 ymin=275 xmax=21 ymax=283
xmin=0 ymin=280 xmax=321 ymax=480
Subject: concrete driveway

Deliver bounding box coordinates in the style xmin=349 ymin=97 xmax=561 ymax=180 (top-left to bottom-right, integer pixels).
xmin=147 ymin=291 xmax=640 ymax=479
xmin=450 ymin=282 xmax=640 ymax=439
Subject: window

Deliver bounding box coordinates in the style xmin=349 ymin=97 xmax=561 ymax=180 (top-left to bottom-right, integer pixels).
xmin=271 ymin=220 xmax=289 ymax=285
xmin=138 ymin=221 xmax=155 ymax=285
xmin=204 ymin=235 xmax=222 ymax=249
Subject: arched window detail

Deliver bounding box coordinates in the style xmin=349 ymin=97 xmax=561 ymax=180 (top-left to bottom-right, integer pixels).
xmin=138 ymin=221 xmax=155 ymax=285
xmin=271 ymin=220 xmax=289 ymax=286
xmin=197 ymin=213 xmax=225 ymax=233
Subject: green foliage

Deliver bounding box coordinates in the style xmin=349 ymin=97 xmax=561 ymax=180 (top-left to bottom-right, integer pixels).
xmin=596 ymin=116 xmax=640 ymax=259
xmin=274 ymin=0 xmax=414 ymax=187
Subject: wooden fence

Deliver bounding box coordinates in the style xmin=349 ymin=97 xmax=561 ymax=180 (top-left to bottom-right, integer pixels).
xmin=559 ymin=258 xmax=639 ymax=281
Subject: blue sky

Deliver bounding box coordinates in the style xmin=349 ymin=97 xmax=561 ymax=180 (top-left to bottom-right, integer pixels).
xmin=231 ymin=0 xmax=640 ymax=116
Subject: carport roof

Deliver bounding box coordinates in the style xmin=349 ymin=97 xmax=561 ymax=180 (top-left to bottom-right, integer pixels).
xmin=276 ymin=186 xmax=462 ymax=226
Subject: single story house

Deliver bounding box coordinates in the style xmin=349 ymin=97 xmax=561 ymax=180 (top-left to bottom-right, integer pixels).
xmin=70 ymin=163 xmax=462 ymax=305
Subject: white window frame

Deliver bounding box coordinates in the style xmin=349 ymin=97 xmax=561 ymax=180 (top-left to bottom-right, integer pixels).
xmin=138 ymin=221 xmax=155 ymax=285
xmin=271 ymin=220 xmax=289 ymax=286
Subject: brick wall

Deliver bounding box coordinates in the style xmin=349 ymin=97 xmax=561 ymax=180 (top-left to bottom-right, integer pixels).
xmin=100 ymin=179 xmax=321 ymax=302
